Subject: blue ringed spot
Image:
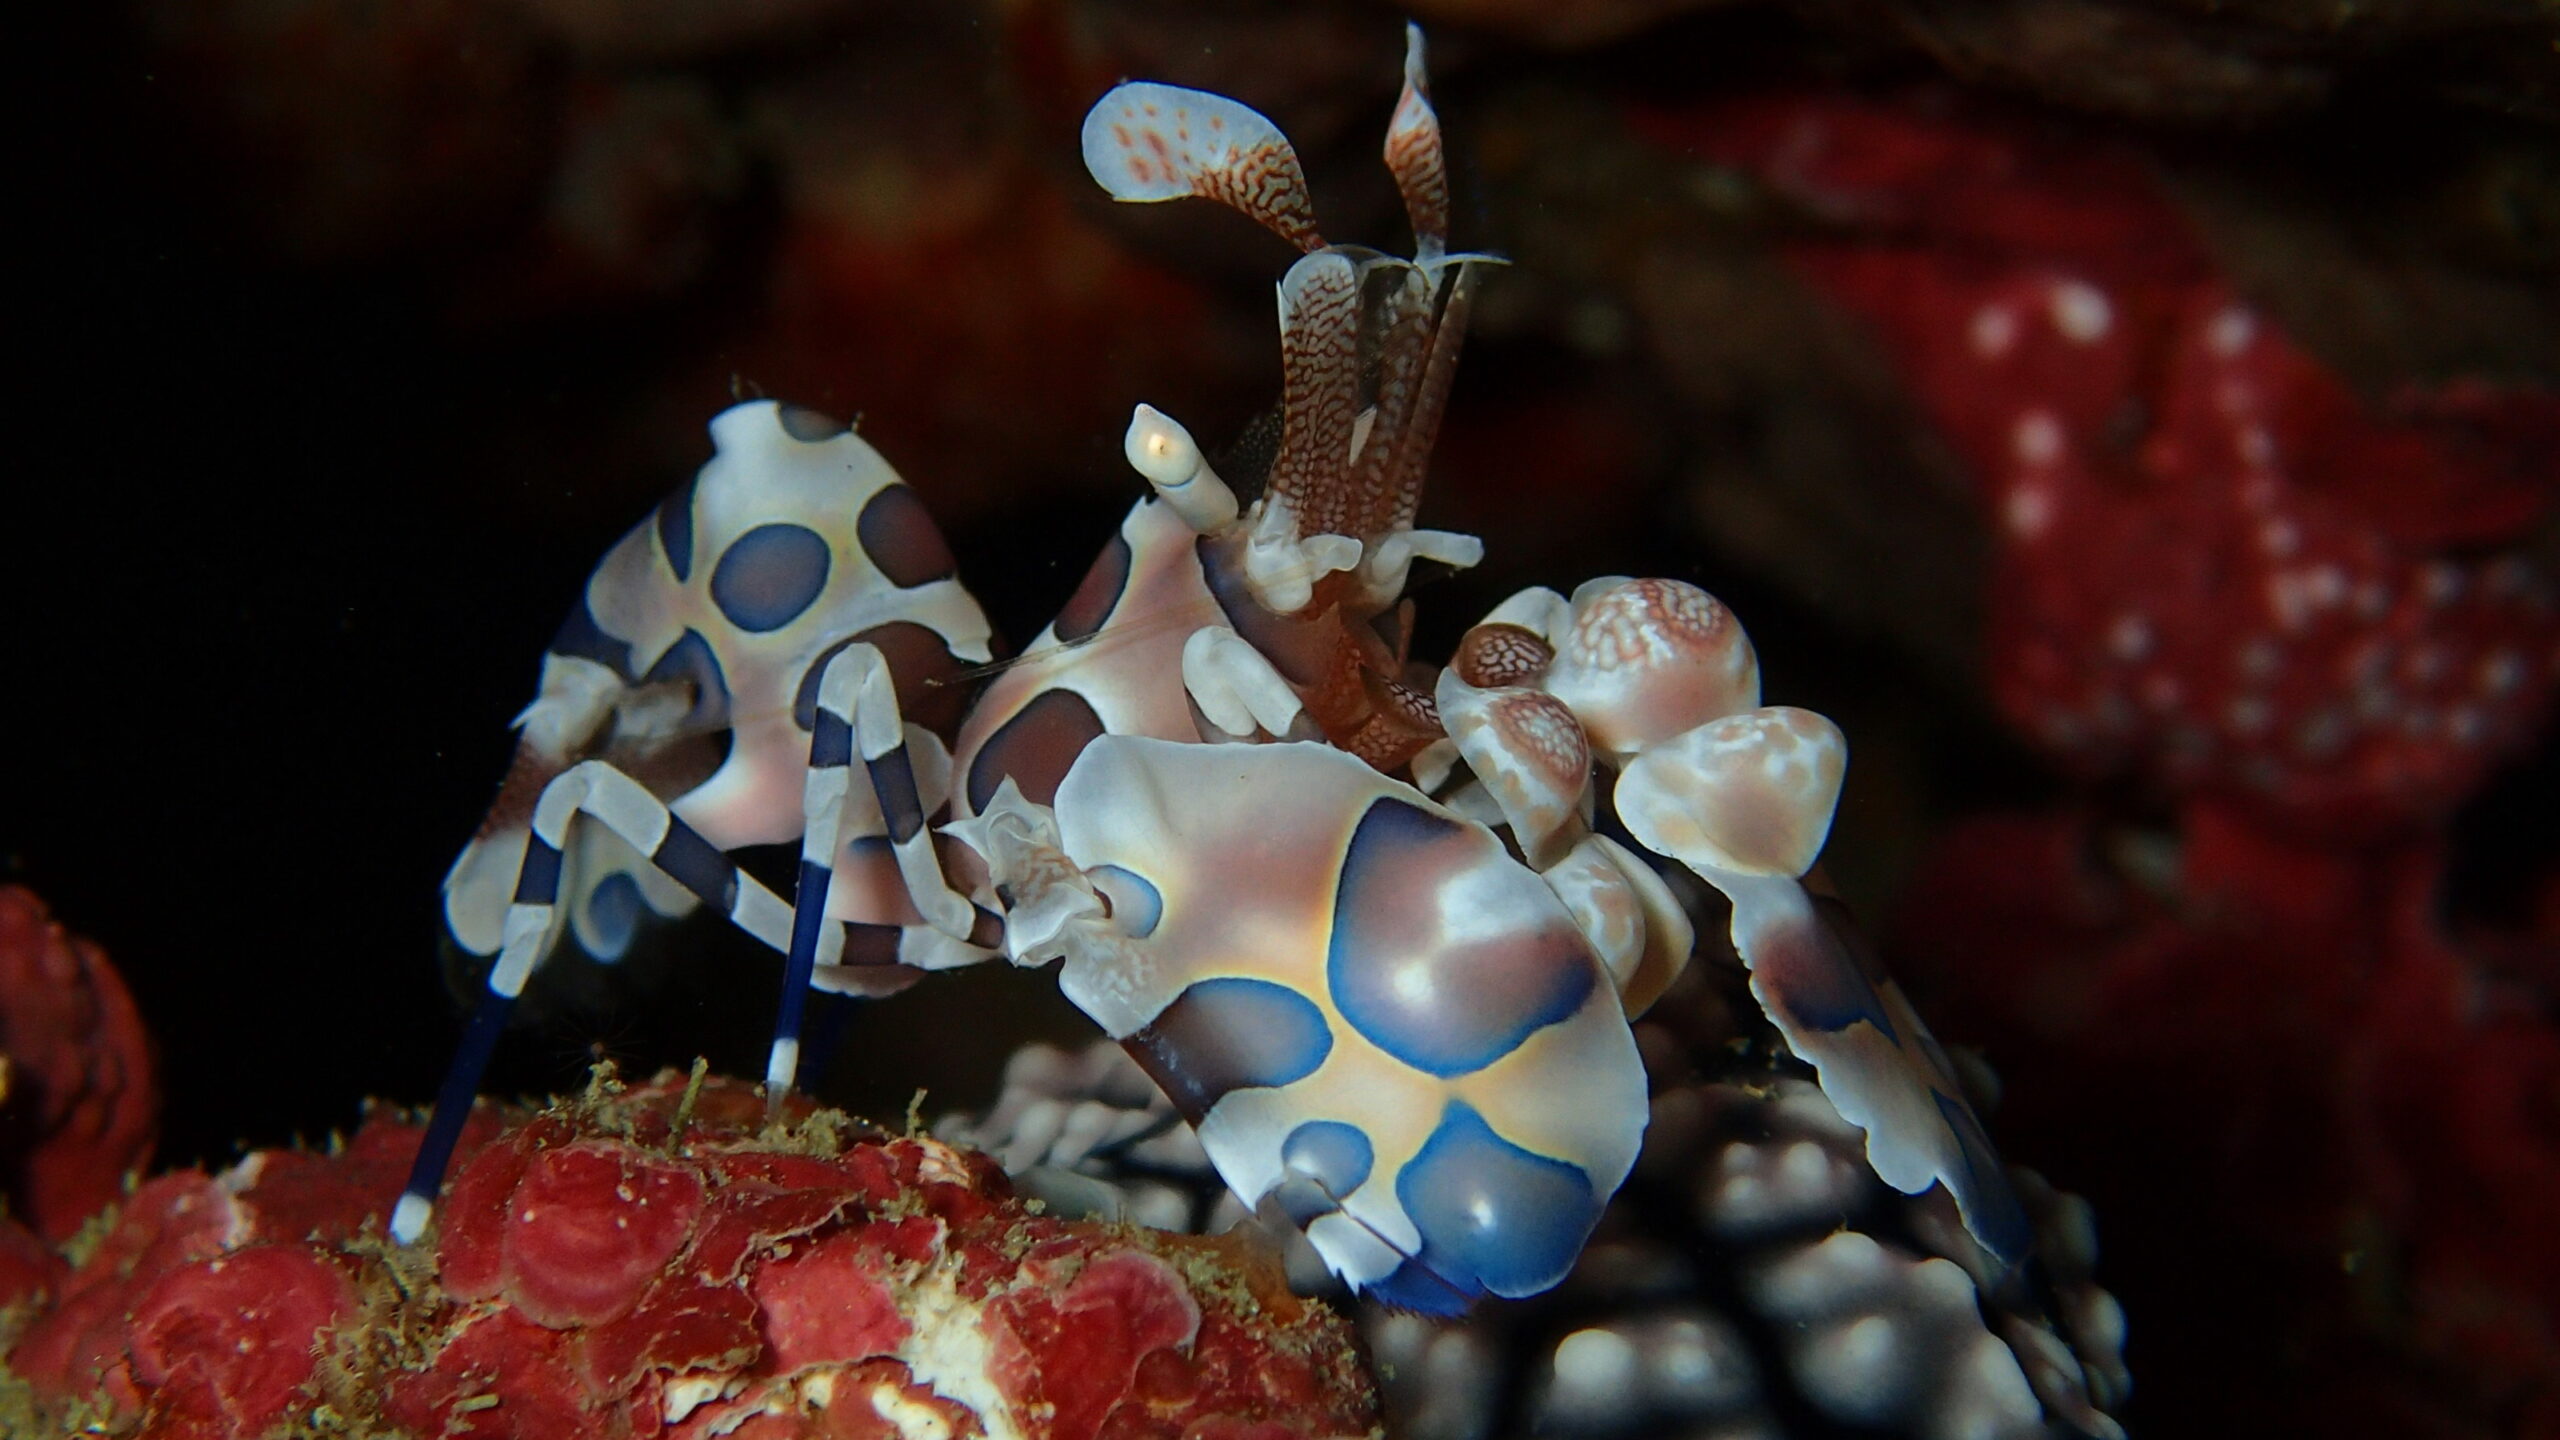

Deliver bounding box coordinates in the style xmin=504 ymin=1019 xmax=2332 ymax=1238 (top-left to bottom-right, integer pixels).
xmin=1395 ymin=1100 xmax=1602 ymax=1300
xmin=580 ymin=872 xmax=647 ymax=962
xmin=1089 ymin=865 xmax=1162 ymax=938
xmin=711 ymin=524 xmax=833 ymax=633
xmin=1281 ymin=1119 xmax=1373 ymax=1198
xmin=1327 ymin=798 xmax=1596 ymax=1077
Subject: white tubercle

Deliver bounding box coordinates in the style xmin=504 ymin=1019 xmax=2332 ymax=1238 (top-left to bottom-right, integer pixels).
xmin=1182 ymin=627 xmax=1306 ymax=740
xmin=1241 ymin=499 xmax=1361 ymax=614
xmin=1355 ymin=527 xmax=1485 ymax=609
xmin=1125 ymin=404 xmax=1239 ymax=534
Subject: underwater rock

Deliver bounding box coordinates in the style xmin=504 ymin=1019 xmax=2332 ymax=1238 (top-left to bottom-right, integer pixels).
xmin=0 ymin=887 xmax=159 ymax=1243
xmin=0 ymin=1069 xmax=1382 ymax=1439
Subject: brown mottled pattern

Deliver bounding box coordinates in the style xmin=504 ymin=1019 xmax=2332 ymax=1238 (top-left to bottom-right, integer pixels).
xmin=1345 ymin=673 xmax=1444 ymax=772
xmin=1384 ymin=95 xmax=1448 ymax=254
xmin=1384 ymin=270 xmax=1474 ymax=531
xmin=1189 ymin=143 xmax=1322 ymax=252
xmin=1294 ymin=631 xmax=1372 ymax=746
xmin=1271 ymin=256 xmax=1363 ymax=539
xmin=1455 ymin=622 xmax=1554 ymax=688
xmin=1489 ymin=690 xmax=1590 ymax=790
xmin=1346 ymin=269 xmax=1433 ymax=540
xmin=855 ymin=485 xmax=958 ymax=589
xmin=1574 ymin=578 xmax=1729 ymax=668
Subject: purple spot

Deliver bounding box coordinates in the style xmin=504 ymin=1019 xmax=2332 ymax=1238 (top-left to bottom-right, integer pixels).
xmin=711 ymin=524 xmax=832 ymax=633
xmin=581 ymin=872 xmax=647 ymax=961
xmin=857 ymin=486 xmax=958 ymax=588
xmin=1090 ymin=864 xmax=1162 ymax=938
xmin=792 ymin=622 xmax=974 ymax=738
xmin=550 ymin=592 xmax=634 ymax=679
xmin=640 ymin=629 xmax=731 ymax=732
xmin=1328 ymin=798 xmax=1594 ymax=1077
xmin=1054 ymin=531 xmax=1133 ymax=643
xmin=1752 ymin=912 xmax=1898 ymax=1042
xmin=1121 ymin=977 xmax=1332 ymax=1122
xmin=656 ymin=476 xmax=698 ymax=582
xmin=966 ymin=688 xmax=1106 ymax=813
xmin=1394 ymin=1100 xmax=1601 ymax=1300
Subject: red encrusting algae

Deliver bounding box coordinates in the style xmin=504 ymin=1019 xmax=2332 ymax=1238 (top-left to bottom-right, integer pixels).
xmin=0 ymin=1069 xmax=1382 ymax=1440
xmin=0 ymin=886 xmax=160 ymax=1243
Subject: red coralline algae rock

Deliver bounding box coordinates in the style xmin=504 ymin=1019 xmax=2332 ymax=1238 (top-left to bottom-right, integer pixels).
xmin=1656 ymin=90 xmax=2560 ymax=839
xmin=489 ymin=1142 xmax=708 ymax=1327
xmin=0 ymin=1070 xmax=1382 ymax=1440
xmin=0 ymin=887 xmax=160 ymax=1242
xmin=126 ymin=1246 xmax=361 ymax=1439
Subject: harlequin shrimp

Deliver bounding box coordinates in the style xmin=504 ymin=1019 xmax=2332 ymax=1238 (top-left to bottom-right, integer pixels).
xmin=399 ymin=26 xmax=2031 ymax=1320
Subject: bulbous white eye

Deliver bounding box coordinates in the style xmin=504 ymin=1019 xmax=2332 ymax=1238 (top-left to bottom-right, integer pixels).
xmin=1614 ymin=706 xmax=1846 ymax=880
xmin=1543 ymin=579 xmax=1760 ymax=761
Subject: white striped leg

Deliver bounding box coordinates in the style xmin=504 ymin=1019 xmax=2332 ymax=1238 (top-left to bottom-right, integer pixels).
xmin=392 ymin=759 xmax=797 ymax=1244
xmin=769 ymin=644 xmax=992 ymax=1116
xmin=810 ymin=643 xmax=979 ymax=941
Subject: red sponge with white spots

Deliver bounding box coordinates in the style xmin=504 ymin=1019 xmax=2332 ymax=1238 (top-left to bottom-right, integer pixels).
xmin=1669 ymin=89 xmax=2560 ymax=838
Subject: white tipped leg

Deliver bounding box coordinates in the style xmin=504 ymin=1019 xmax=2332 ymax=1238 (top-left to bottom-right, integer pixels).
xmin=396 ymin=758 xmax=800 ymax=1242
xmin=1356 ymin=527 xmax=1483 ymax=607
xmin=763 ymin=1036 xmax=802 ymax=1099
xmin=389 ymin=1194 xmax=434 ymax=1245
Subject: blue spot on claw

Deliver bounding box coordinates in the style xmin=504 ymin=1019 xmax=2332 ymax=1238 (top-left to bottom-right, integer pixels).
xmin=1122 ymin=977 xmax=1332 ymax=1119
xmin=1090 ymin=865 xmax=1162 ymax=938
xmin=1394 ymin=1101 xmax=1600 ymax=1301
xmin=1329 ymin=798 xmax=1594 ymax=1077
xmin=1281 ymin=1120 xmax=1373 ymax=1197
